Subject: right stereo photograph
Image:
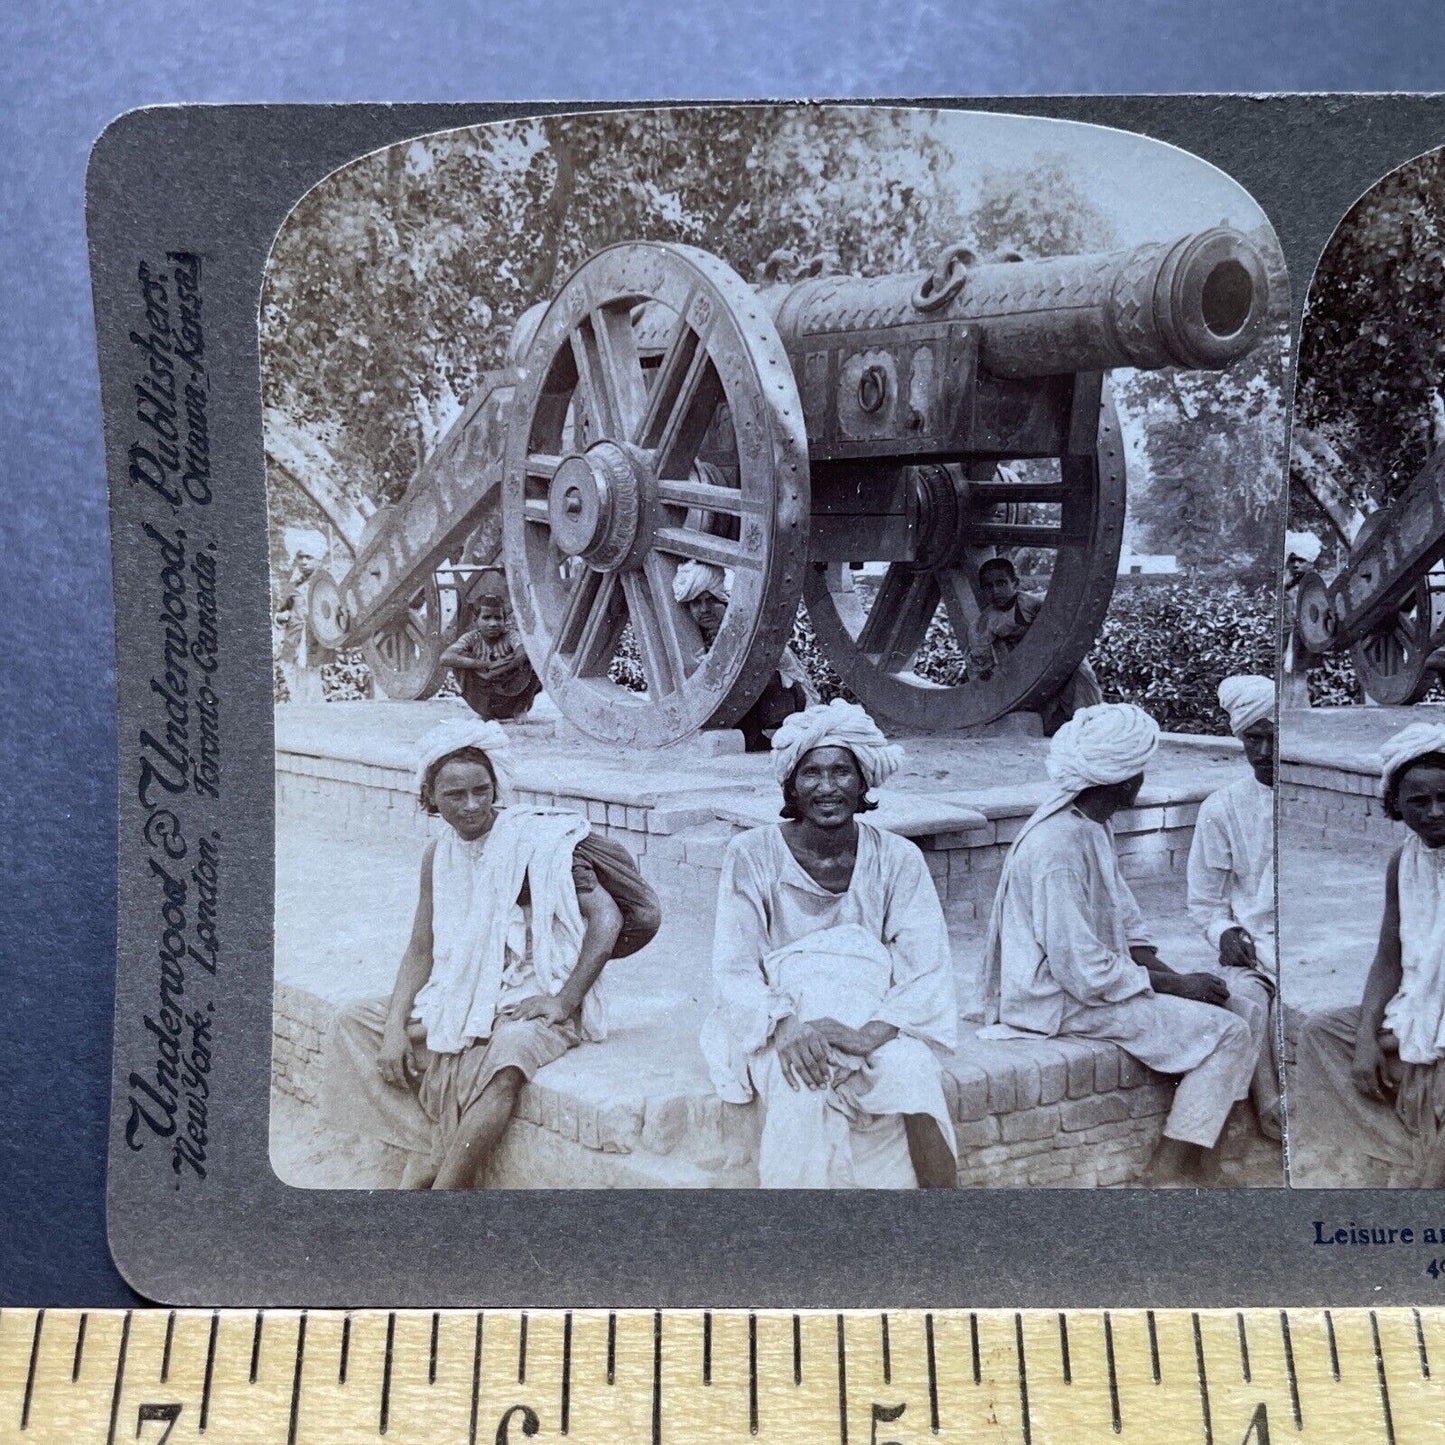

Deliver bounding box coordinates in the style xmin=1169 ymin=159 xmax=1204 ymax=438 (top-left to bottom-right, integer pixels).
xmin=1283 ymin=144 xmax=1445 ymax=1188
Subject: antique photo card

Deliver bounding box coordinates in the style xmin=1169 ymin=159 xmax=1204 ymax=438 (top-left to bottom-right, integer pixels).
xmin=93 ymin=97 xmax=1445 ymax=1307
xmin=1281 ymin=143 xmax=1445 ymax=1190
xmin=260 ymin=106 xmax=1287 ymax=1194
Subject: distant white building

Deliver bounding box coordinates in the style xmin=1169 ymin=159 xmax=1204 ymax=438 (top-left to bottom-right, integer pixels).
xmin=1117 ymin=548 xmax=1179 ymax=576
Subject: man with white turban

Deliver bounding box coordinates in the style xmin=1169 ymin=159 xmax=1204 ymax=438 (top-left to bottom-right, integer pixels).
xmin=672 ymin=560 xmax=818 ymax=751
xmin=701 ymin=700 xmax=960 ymax=1188
xmin=274 ymin=527 xmax=333 ymax=704
xmin=323 ymin=719 xmax=659 ymax=1188
xmin=1293 ymin=722 xmax=1445 ymax=1186
xmin=980 ymin=702 xmax=1256 ymax=1185
xmin=1186 ymin=676 xmax=1281 ymax=1139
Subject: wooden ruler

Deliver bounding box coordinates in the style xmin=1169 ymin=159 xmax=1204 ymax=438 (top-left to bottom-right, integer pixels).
xmin=2 ymin=1308 xmax=1443 ymax=1443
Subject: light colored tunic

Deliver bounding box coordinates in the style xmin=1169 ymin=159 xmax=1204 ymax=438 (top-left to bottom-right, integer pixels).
xmin=1187 ymin=775 xmax=1276 ymax=968
xmin=1384 ymin=833 xmax=1445 ymax=1065
xmin=981 ymin=805 xmax=1254 ymax=1149
xmin=702 ymin=822 xmax=959 ymax=1187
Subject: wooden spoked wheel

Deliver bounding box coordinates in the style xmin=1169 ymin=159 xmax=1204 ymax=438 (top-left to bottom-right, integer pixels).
xmin=502 ymin=242 xmax=809 ymax=747
xmin=358 ymin=507 xmax=458 ymax=701
xmin=1345 ymin=509 xmax=1440 ymax=706
xmin=802 ymin=382 xmax=1127 ymax=732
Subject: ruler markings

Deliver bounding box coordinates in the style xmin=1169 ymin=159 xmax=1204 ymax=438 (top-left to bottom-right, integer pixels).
xmin=652 ymin=1311 xmax=662 ymax=1445
xmin=468 ymin=1313 xmax=483 ymax=1445
xmin=104 ymin=1310 xmax=130 ymax=1445
xmin=1370 ymin=1310 xmax=1397 ymax=1445
xmin=286 ymin=1311 xmax=307 ymax=1445
xmin=1279 ymin=1309 xmax=1302 ymax=1429
xmin=607 ymin=1312 xmax=616 ymax=1384
xmin=250 ymin=1308 xmax=263 ymax=1383
xmin=969 ymin=1311 xmax=981 ymax=1386
xmin=748 ymin=1311 xmax=759 ymax=1435
xmin=1324 ymin=1308 xmax=1341 ymax=1380
xmin=199 ymin=1309 xmax=218 ymax=1431
xmin=1192 ymin=1312 xmax=1213 ymax=1445
xmin=338 ymin=1311 xmax=351 ymax=1384
xmin=1014 ymin=1313 xmax=1032 ymax=1445
xmin=703 ymin=1311 xmax=712 ymax=1385
xmin=20 ymin=1308 xmax=42 ymax=1430
xmin=160 ymin=1309 xmax=175 ymax=1385
xmin=380 ymin=1310 xmax=396 ymax=1435
xmin=561 ymin=1311 xmax=573 ymax=1435
xmin=518 ymin=1309 xmax=528 ymax=1384
xmin=926 ymin=1311 xmax=940 ymax=1433
xmin=1104 ymin=1311 xmax=1122 ymax=1434
xmin=15 ymin=1308 xmax=1445 ymax=1440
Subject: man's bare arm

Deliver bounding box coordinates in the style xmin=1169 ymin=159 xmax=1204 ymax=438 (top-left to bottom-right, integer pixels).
xmin=378 ymin=842 xmax=438 ymax=1085
xmin=1352 ymin=849 xmax=1404 ymax=1101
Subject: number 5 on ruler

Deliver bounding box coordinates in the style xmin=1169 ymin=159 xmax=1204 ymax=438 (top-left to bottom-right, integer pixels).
xmin=872 ymin=1399 xmax=906 ymax=1444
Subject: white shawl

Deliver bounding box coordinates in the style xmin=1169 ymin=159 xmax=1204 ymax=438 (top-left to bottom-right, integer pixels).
xmin=412 ymin=806 xmax=600 ymax=1052
xmin=1384 ymin=833 xmax=1445 ymax=1065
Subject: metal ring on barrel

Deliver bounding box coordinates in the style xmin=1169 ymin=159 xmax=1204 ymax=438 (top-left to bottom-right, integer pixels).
xmin=502 ymin=242 xmax=810 ymax=748
xmin=802 ymin=383 xmax=1127 ymax=733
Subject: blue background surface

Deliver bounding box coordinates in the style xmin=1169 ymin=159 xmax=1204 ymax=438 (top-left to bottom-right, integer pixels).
xmin=2 ymin=0 xmax=1443 ymax=1306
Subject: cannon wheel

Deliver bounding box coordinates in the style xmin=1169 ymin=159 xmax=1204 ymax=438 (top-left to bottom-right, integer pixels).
xmin=803 ymin=383 xmax=1127 ymax=732
xmin=502 ymin=242 xmax=809 ymax=747
xmin=1347 ymin=511 xmax=1440 ymax=706
xmin=358 ymin=507 xmax=458 ymax=701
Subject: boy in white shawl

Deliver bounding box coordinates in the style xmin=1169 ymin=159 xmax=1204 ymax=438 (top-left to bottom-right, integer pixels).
xmin=702 ymin=700 xmax=960 ymax=1188
xmin=1293 ymin=724 xmax=1445 ymax=1186
xmin=1186 ymin=675 xmax=1281 ymax=1139
xmin=323 ymin=720 xmax=627 ymax=1188
xmin=980 ymin=703 xmax=1255 ymax=1185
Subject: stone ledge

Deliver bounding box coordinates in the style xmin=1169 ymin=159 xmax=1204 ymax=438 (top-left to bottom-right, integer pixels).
xmin=273 ymin=984 xmax=1178 ymax=1189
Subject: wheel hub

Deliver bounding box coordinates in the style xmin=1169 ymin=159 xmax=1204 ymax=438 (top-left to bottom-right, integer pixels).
xmin=909 ymin=464 xmax=966 ymax=571
xmin=547 ymin=442 xmax=644 ymax=570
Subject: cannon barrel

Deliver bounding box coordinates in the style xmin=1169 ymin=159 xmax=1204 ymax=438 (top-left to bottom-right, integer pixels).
xmin=762 ymin=227 xmax=1269 ymax=378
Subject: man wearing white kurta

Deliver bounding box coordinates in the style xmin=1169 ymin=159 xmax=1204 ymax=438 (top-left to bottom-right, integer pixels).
xmin=702 ymin=700 xmax=960 ymax=1189
xmin=980 ymin=702 xmax=1255 ymax=1185
xmin=1186 ymin=675 xmax=1281 ymax=1139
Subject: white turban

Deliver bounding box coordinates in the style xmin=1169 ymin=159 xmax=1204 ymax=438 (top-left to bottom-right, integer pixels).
xmin=1380 ymin=722 xmax=1445 ymax=801
xmin=414 ymin=717 xmax=512 ymax=795
xmin=1218 ymin=675 xmax=1274 ymax=736
xmin=1046 ymin=702 xmax=1160 ymax=794
xmin=1285 ymin=530 xmax=1322 ymax=565
xmin=770 ymin=699 xmax=904 ymax=790
xmin=284 ymin=527 xmax=328 ymax=562
xmin=673 ymin=560 xmax=730 ymax=606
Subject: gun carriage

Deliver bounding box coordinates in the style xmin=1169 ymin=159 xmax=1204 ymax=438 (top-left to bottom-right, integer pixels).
xmin=1294 ymin=445 xmax=1445 ymax=705
xmin=303 ymin=229 xmax=1270 ymax=746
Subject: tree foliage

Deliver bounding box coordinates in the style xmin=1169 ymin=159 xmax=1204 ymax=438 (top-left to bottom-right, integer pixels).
xmin=1291 ymin=145 xmax=1445 ymax=522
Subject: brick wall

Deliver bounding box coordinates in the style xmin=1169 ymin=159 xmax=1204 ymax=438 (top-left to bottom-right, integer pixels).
xmin=1279 ymin=760 xmax=1395 ymax=851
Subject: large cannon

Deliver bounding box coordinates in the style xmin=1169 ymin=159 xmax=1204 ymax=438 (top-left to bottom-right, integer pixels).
xmin=1294 ymin=445 xmax=1445 ymax=704
xmin=305 ymin=228 xmax=1271 ymax=746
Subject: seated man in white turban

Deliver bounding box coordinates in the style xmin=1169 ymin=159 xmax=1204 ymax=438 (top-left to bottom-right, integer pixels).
xmin=702 ymin=699 xmax=960 ymax=1187
xmin=322 ymin=720 xmax=660 ymax=1189
xmin=1186 ymin=675 xmax=1281 ymax=1140
xmin=1292 ymin=723 xmax=1445 ymax=1186
xmin=673 ymin=559 xmax=818 ymax=751
xmin=980 ymin=702 xmax=1255 ymax=1185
